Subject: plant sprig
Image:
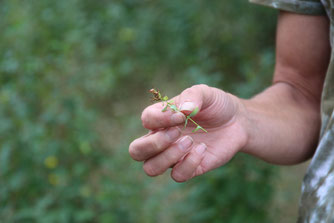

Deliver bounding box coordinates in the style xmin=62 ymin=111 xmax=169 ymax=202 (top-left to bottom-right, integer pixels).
xmin=149 ymin=89 xmax=207 ymax=133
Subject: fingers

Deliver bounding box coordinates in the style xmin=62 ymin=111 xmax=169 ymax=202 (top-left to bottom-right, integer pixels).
xmin=141 ymin=104 xmax=186 ymax=130
xmin=141 ymin=84 xmax=214 ymax=130
xmin=129 ymin=127 xmax=182 ymax=161
xmin=143 ymin=136 xmax=194 ymax=176
xmin=171 ymin=143 xmax=207 ymax=182
xmin=131 ymin=128 xmax=208 ymax=181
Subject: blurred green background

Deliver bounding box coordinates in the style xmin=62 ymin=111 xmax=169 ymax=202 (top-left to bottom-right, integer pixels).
xmin=0 ymin=0 xmax=307 ymax=222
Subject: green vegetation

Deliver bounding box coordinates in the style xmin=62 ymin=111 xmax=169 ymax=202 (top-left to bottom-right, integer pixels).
xmin=0 ymin=0 xmax=277 ymax=222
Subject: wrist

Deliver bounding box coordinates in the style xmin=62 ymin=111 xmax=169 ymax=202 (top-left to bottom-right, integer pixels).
xmin=236 ymin=97 xmax=260 ymax=155
xmin=223 ymin=93 xmax=250 ymax=154
xmin=234 ymin=83 xmax=321 ymax=164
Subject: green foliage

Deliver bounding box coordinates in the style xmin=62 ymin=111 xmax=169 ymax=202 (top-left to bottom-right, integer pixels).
xmin=186 ymin=155 xmax=276 ymax=223
xmin=0 ymin=0 xmax=277 ymax=222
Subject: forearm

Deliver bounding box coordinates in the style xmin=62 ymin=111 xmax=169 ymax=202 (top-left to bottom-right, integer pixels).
xmin=234 ymin=12 xmax=329 ymax=165
xmin=238 ymin=82 xmax=321 ymax=165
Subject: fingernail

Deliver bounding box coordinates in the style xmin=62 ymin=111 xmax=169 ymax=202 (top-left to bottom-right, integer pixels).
xmin=178 ymin=136 xmax=193 ymax=151
xmin=166 ymin=127 xmax=181 ymax=141
xmin=195 ymin=143 xmax=206 ymax=155
xmin=180 ymin=102 xmax=196 ymax=112
xmin=171 ymin=112 xmax=185 ymax=124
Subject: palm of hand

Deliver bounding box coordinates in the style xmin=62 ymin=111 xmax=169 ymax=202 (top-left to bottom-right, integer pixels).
xmin=179 ymin=110 xmax=247 ymax=175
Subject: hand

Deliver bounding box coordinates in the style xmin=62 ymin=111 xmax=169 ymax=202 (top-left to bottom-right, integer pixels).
xmin=129 ymin=84 xmax=248 ymax=182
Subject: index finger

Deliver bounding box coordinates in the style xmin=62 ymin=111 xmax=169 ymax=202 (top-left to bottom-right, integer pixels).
xmin=141 ymin=102 xmax=186 ymax=130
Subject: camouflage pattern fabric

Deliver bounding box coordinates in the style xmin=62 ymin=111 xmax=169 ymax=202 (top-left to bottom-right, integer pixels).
xmin=250 ymin=0 xmax=334 ymax=222
xmin=250 ymin=0 xmax=326 ymax=14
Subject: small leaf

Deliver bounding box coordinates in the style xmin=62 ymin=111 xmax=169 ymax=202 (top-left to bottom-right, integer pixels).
xmin=169 ymin=104 xmax=178 ymax=112
xmin=161 ymin=105 xmax=168 ymax=112
xmin=184 ymin=117 xmax=189 ymax=128
xmin=163 ymin=96 xmax=168 ymax=101
xmin=192 ymin=126 xmax=202 ymax=132
xmin=189 ymin=107 xmax=199 ymax=117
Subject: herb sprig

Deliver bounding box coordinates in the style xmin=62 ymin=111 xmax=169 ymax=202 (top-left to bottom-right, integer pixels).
xmin=150 ymin=89 xmax=207 ymax=133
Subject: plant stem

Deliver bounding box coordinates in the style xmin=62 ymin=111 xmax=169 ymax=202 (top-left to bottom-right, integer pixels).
xmin=187 ymin=117 xmax=208 ymax=133
xmin=164 ymin=100 xmax=207 ymax=133
xmin=149 ymin=88 xmax=207 ymax=133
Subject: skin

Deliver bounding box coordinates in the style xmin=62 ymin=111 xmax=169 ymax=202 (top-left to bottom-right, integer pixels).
xmin=129 ymin=11 xmax=331 ymax=182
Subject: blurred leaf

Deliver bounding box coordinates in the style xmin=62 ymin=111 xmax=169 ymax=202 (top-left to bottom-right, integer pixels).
xmin=169 ymin=104 xmax=178 ymax=112
xmin=192 ymin=125 xmax=202 ymax=132
xmin=189 ymin=107 xmax=199 ymax=117
xmin=162 ymin=104 xmax=168 ymax=112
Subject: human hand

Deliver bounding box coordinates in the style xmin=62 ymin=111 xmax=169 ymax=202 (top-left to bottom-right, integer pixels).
xmin=129 ymin=84 xmax=248 ymax=182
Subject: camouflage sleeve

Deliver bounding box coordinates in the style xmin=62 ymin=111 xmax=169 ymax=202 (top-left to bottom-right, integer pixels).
xmin=249 ymin=0 xmax=326 ymax=15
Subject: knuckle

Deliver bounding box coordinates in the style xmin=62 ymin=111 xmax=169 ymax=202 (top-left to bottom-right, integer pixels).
xmin=162 ymin=149 xmax=180 ymax=165
xmin=141 ymin=108 xmax=167 ymax=129
xmin=183 ymin=86 xmax=195 ymax=95
xmin=171 ymin=170 xmax=187 ymax=183
xmin=193 ymin=84 xmax=209 ymax=91
xmin=187 ymin=156 xmax=199 ymax=168
xmin=198 ymin=83 xmax=209 ymax=88
xmin=157 ymin=114 xmax=167 ymax=126
xmin=151 ymin=131 xmax=170 ymax=152
xmin=195 ymin=165 xmax=205 ymax=176
xmin=143 ymin=162 xmax=159 ymax=177
xmin=195 ymin=84 xmax=210 ymax=97
xmin=150 ymin=138 xmax=162 ymax=152
xmin=181 ymin=84 xmax=210 ymax=102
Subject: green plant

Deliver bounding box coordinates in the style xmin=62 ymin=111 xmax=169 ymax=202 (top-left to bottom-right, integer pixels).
xmin=150 ymin=88 xmax=207 ymax=133
xmin=0 ymin=0 xmax=278 ymax=222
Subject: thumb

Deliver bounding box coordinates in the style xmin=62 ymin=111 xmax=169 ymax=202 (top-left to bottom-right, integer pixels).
xmin=176 ymin=84 xmax=211 ymax=116
xmin=176 ymin=84 xmax=237 ymax=127
xmin=140 ymin=84 xmax=220 ymax=130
